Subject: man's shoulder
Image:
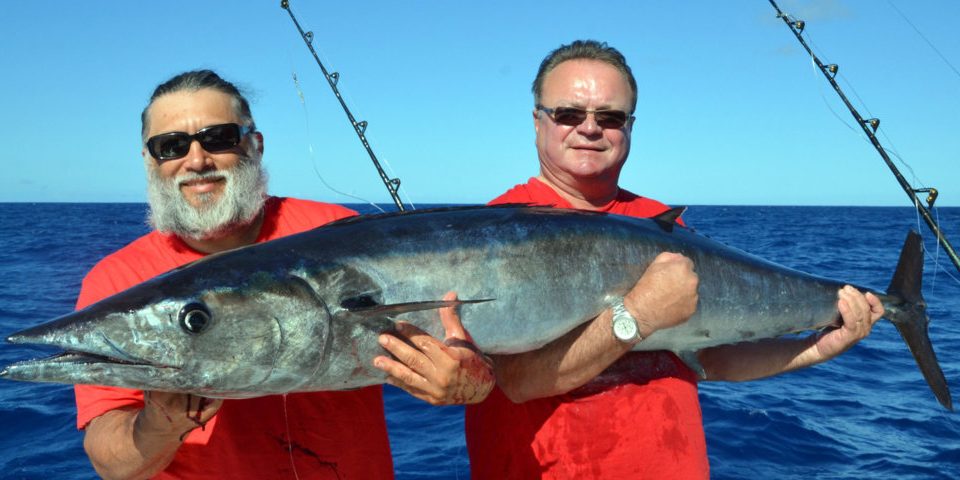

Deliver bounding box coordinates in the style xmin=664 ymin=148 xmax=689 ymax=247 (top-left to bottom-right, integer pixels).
xmin=90 ymin=231 xmax=174 ymax=274
xmin=79 ymin=231 xmax=187 ymax=309
xmin=613 ymin=188 xmax=674 ymax=215
xmin=275 ymin=196 xmax=354 ymax=213
xmin=262 ymin=197 xmax=358 ymax=239
xmin=271 ymin=197 xmax=357 ymax=222
xmin=489 ymin=178 xmax=552 ymax=206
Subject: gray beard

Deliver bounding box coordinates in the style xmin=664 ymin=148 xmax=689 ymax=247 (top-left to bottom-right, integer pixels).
xmin=146 ymin=157 xmax=268 ymax=241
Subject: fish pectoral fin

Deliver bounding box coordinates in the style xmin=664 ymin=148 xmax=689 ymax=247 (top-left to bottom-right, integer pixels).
xmin=676 ymin=350 xmax=706 ymax=380
xmin=345 ymin=298 xmax=494 ymax=317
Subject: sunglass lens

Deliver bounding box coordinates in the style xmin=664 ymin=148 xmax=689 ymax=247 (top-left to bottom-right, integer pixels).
xmin=199 ymin=124 xmax=241 ymax=152
xmin=149 ymin=134 xmax=192 ymax=162
xmin=595 ymin=111 xmax=628 ymax=129
xmin=552 ymin=107 xmax=588 ymax=127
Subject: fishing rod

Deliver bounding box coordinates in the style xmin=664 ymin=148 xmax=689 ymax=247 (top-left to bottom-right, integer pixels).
xmin=280 ymin=0 xmax=406 ymax=211
xmin=768 ymin=0 xmax=960 ymax=276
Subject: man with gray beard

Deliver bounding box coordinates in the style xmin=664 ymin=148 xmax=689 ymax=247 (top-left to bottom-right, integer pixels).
xmin=146 ymin=138 xmax=268 ymax=240
xmin=74 ymin=69 xmax=494 ymax=480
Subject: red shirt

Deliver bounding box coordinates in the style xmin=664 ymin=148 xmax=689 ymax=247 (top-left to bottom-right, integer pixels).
xmin=74 ymin=197 xmax=393 ymax=480
xmin=465 ymin=178 xmax=709 ymax=479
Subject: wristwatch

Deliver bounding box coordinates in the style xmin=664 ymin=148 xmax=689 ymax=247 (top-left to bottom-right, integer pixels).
xmin=610 ymin=297 xmax=643 ymax=344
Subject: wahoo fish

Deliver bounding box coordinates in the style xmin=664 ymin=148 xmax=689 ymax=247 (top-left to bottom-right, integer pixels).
xmin=1 ymin=206 xmax=951 ymax=410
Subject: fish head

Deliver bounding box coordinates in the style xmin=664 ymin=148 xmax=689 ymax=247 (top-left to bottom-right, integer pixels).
xmin=2 ymin=272 xmax=332 ymax=398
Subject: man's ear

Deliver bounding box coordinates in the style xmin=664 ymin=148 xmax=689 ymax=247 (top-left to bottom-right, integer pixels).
xmin=254 ymin=131 xmax=264 ymax=155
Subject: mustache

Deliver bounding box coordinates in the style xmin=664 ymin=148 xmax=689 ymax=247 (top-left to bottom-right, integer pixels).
xmin=172 ymin=169 xmax=227 ymax=187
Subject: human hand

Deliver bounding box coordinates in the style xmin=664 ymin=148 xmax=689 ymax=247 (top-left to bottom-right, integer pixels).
xmin=138 ymin=391 xmax=224 ymax=441
xmin=624 ymin=252 xmax=699 ymax=337
xmin=373 ymin=291 xmax=495 ymax=405
xmin=814 ymin=285 xmax=884 ymax=360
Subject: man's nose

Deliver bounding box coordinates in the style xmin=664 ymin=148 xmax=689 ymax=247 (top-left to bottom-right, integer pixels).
xmin=576 ymin=113 xmax=602 ymax=136
xmin=182 ymin=140 xmax=213 ymax=171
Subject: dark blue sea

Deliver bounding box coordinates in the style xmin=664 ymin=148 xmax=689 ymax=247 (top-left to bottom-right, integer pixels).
xmin=0 ymin=203 xmax=958 ymax=479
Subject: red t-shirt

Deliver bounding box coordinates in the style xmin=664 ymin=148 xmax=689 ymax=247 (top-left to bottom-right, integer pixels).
xmin=74 ymin=197 xmax=393 ymax=480
xmin=465 ymin=177 xmax=709 ymax=479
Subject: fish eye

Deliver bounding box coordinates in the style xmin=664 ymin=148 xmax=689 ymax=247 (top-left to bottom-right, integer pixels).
xmin=179 ymin=302 xmax=212 ymax=334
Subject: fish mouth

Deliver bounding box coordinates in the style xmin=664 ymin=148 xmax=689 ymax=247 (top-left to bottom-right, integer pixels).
xmin=0 ymin=350 xmax=181 ymax=385
xmin=16 ymin=351 xmax=179 ymax=369
xmin=2 ymin=325 xmax=182 ymax=376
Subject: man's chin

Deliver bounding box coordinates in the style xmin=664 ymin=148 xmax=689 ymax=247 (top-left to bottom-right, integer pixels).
xmin=187 ymin=222 xmax=243 ymax=241
xmin=148 ymin=155 xmax=268 ymax=242
xmin=181 ymin=188 xmax=223 ymax=208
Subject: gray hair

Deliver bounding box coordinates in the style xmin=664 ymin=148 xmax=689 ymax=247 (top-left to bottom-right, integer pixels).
xmin=532 ymin=40 xmax=638 ymax=112
xmin=141 ymin=69 xmax=255 ymax=140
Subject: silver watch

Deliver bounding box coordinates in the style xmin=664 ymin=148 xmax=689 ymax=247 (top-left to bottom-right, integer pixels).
xmin=611 ymin=297 xmax=643 ymax=344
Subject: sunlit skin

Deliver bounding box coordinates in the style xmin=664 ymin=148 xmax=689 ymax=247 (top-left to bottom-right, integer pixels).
xmin=142 ymin=89 xmax=263 ymax=210
xmin=142 ymin=89 xmax=265 ymax=253
xmin=534 ymin=59 xmax=635 ymax=209
xmin=373 ymin=292 xmax=495 ymax=405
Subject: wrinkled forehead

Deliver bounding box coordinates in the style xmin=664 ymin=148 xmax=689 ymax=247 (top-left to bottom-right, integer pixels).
xmin=144 ymin=89 xmax=243 ymax=138
xmin=542 ymin=59 xmax=636 ymax=109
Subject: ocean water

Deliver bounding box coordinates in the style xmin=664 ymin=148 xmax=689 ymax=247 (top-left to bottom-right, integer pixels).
xmin=0 ymin=203 xmax=958 ymax=479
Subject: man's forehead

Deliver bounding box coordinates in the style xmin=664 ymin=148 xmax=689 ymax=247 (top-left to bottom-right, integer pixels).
xmin=540 ymin=60 xmax=633 ymax=106
xmin=149 ymin=89 xmax=235 ymax=113
xmin=146 ymin=89 xmax=240 ymax=133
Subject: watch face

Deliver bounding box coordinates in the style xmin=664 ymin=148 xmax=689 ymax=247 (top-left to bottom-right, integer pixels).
xmin=613 ymin=316 xmax=638 ymax=340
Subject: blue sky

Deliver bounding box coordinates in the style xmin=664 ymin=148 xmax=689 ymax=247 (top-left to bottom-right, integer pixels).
xmin=2 ymin=0 xmax=958 ymax=206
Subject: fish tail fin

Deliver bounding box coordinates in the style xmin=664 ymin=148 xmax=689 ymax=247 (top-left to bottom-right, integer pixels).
xmin=884 ymin=230 xmax=952 ymax=411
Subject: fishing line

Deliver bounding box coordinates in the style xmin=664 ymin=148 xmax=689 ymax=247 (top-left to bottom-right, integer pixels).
xmin=768 ymin=0 xmax=960 ymax=276
xmin=317 ymin=66 xmax=418 ymax=211
xmin=802 ymin=12 xmax=957 ymax=286
xmin=911 ymin=198 xmax=960 ymax=288
xmin=804 ymin=15 xmax=943 ymax=195
xmin=293 ymin=36 xmax=414 ymax=210
xmin=912 ymin=197 xmax=928 ymax=282
xmin=290 ymin=70 xmax=387 ymax=213
xmin=281 ymin=393 xmax=302 ymax=480
xmin=779 ymin=24 xmax=956 ymax=289
xmin=804 ymin=36 xmax=929 ymax=190
xmin=322 ymin=68 xmax=419 ymax=211
xmin=807 ymin=57 xmax=860 ymax=133
xmin=806 ymin=19 xmax=933 ymax=190
xmin=282 ymin=1 xmax=409 ymax=211
xmin=834 ymin=71 xmax=929 ymax=189
xmin=274 ymin=9 xmax=387 ymax=213
xmin=926 ymin=207 xmax=960 ymax=289
xmin=930 ymin=206 xmax=941 ymax=289
xmin=886 ymin=0 xmax=960 ymax=84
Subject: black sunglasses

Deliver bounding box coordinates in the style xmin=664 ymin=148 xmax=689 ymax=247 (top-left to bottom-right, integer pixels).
xmin=536 ymin=105 xmax=633 ymax=130
xmin=146 ymin=123 xmax=253 ymax=162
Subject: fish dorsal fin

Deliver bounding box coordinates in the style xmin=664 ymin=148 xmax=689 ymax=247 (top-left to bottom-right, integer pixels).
xmin=652 ymin=207 xmax=687 ymax=232
xmin=343 ymin=298 xmax=493 ymax=317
